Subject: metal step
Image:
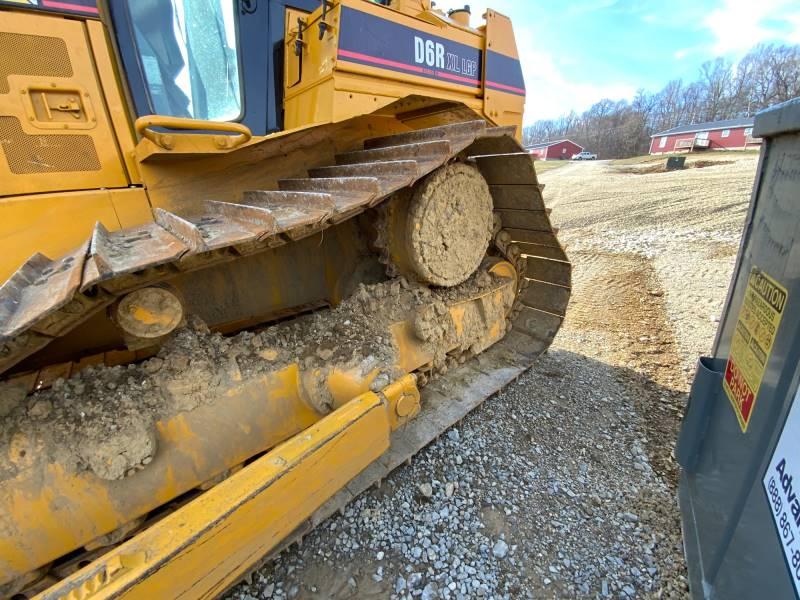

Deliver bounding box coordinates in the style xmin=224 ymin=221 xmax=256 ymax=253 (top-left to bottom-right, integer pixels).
xmin=308 ymin=160 xmax=419 ymax=199
xmin=278 ymin=177 xmax=380 ymax=220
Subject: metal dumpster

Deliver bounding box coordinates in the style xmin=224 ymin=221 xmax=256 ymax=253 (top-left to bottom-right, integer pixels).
xmin=676 ymin=97 xmax=800 ymax=599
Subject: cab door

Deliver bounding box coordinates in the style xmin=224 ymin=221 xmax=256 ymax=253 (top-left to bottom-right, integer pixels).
xmin=0 ymin=9 xmax=129 ymax=197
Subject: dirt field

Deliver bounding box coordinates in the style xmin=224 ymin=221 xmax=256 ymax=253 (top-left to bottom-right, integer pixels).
xmin=230 ymin=152 xmax=758 ymax=600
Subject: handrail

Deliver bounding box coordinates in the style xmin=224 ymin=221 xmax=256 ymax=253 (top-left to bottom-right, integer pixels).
xmin=134 ymin=115 xmax=253 ymax=150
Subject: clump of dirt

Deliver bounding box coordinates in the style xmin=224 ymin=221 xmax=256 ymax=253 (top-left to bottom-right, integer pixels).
xmin=693 ymin=159 xmax=734 ymax=168
xmin=614 ymin=159 xmax=735 ymax=175
xmin=80 ymin=420 xmax=158 ymax=480
xmin=0 ymin=269 xmax=511 ymax=482
xmin=0 ymin=315 xmax=239 ymax=482
xmin=0 ymin=381 xmax=26 ymax=417
xmin=413 ymin=301 xmax=450 ymax=342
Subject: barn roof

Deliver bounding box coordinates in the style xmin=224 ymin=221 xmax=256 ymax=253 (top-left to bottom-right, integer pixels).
xmin=651 ymin=116 xmax=754 ymax=137
xmin=525 ymin=139 xmax=582 ymax=150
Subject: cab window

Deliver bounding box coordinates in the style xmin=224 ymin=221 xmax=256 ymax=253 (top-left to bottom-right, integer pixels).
xmin=128 ymin=0 xmax=242 ymax=121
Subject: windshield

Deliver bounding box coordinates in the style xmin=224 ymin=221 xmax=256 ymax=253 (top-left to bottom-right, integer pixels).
xmin=129 ymin=0 xmax=241 ymax=121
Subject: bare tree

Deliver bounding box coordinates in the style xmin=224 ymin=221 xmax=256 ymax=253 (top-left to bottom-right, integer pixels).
xmin=524 ymin=43 xmax=800 ymax=159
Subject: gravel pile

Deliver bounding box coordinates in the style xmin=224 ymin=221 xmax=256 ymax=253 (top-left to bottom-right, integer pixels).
xmin=229 ymin=154 xmax=757 ymax=599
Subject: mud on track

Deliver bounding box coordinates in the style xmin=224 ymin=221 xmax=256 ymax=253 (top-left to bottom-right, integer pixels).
xmin=229 ymin=153 xmax=757 ymax=600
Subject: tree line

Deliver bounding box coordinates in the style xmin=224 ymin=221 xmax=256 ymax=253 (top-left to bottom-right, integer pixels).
xmin=522 ymin=43 xmax=800 ymax=159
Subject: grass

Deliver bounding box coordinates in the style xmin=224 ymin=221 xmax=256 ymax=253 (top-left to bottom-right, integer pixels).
xmin=533 ymin=160 xmax=571 ymax=173
xmin=611 ymin=149 xmax=760 ymax=166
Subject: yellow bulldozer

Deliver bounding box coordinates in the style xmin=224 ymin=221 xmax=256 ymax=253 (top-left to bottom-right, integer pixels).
xmin=0 ymin=0 xmax=570 ymax=597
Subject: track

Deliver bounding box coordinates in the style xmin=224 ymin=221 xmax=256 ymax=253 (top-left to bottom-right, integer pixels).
xmin=1 ymin=120 xmax=571 ymax=597
xmin=0 ymin=120 xmax=570 ymax=383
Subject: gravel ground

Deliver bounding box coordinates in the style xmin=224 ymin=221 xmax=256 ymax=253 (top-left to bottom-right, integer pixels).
xmin=229 ymin=153 xmax=758 ymax=600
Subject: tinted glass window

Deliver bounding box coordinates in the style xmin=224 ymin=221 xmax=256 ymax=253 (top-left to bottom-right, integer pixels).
xmin=129 ymin=0 xmax=241 ymax=121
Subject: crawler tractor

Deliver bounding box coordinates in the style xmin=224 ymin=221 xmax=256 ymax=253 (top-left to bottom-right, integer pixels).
xmin=0 ymin=0 xmax=570 ymax=597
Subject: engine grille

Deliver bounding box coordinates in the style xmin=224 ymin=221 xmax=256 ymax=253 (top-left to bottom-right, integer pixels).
xmin=0 ymin=116 xmax=100 ymax=174
xmin=0 ymin=32 xmax=73 ymax=94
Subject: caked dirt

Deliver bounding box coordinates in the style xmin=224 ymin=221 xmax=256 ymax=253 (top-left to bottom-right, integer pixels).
xmin=407 ymin=163 xmax=495 ymax=286
xmin=0 ymin=268 xmax=508 ymax=483
xmin=613 ymin=159 xmax=735 ymax=175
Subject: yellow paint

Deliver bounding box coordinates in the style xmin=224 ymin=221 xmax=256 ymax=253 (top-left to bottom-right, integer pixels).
xmin=483 ymin=10 xmax=525 ymax=138
xmin=0 ymin=464 xmax=122 ymax=578
xmin=34 ymin=393 xmax=391 ymax=600
xmin=109 ymin=188 xmax=153 ymax=228
xmin=382 ymin=374 xmax=421 ymax=429
xmin=134 ymin=115 xmax=253 ymax=155
xmin=86 ymin=19 xmax=141 ymax=184
xmin=157 ymin=414 xmax=200 ymax=447
xmin=327 ymin=367 xmax=381 ymax=407
xmin=489 ymin=259 xmax=518 ymax=289
xmin=131 ymin=306 xmax=172 ymax=327
xmin=0 ymin=189 xmax=121 ymax=282
xmin=391 ymin=321 xmax=435 ymax=374
xmin=450 ymin=305 xmax=466 ymax=337
xmin=0 ymin=11 xmax=128 ymax=197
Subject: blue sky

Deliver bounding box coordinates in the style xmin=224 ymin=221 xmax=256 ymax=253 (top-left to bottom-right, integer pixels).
xmin=441 ymin=0 xmax=800 ymax=124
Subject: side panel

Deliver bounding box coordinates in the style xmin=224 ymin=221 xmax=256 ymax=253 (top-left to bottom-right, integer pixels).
xmin=0 ymin=188 xmax=151 ymax=281
xmin=0 ymin=10 xmax=128 ymax=196
xmin=284 ymin=0 xmax=490 ymax=130
xmin=483 ymin=9 xmax=525 ymax=137
xmin=337 ymin=5 xmax=482 ymax=92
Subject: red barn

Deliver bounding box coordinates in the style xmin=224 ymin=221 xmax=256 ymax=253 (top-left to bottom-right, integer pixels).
xmin=649 ymin=117 xmax=761 ymax=155
xmin=526 ymin=139 xmax=583 ymax=160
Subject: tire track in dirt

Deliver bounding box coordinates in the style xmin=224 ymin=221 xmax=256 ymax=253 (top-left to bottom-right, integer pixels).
xmin=561 ymin=249 xmax=686 ymax=486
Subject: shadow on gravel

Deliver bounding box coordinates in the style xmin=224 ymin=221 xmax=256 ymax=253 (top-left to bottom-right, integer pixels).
xmin=229 ymin=345 xmax=691 ymax=600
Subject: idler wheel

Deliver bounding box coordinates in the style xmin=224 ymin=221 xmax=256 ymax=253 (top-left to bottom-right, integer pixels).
xmin=385 ymin=162 xmax=494 ymax=287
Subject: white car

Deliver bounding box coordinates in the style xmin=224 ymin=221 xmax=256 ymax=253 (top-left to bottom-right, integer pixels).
xmin=571 ymin=151 xmax=597 ymax=160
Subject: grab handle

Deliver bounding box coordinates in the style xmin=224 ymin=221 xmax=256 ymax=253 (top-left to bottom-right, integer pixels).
xmin=134 ymin=115 xmax=252 ymax=150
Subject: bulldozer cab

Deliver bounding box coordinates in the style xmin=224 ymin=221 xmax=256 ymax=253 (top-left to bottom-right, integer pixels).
xmin=109 ymin=0 xmax=319 ymax=134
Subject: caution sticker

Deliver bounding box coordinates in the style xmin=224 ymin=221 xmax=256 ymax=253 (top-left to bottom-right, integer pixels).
xmin=723 ymin=267 xmax=788 ymax=432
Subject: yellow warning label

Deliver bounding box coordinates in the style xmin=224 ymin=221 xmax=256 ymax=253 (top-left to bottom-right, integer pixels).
xmin=723 ymin=267 xmax=788 ymax=432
